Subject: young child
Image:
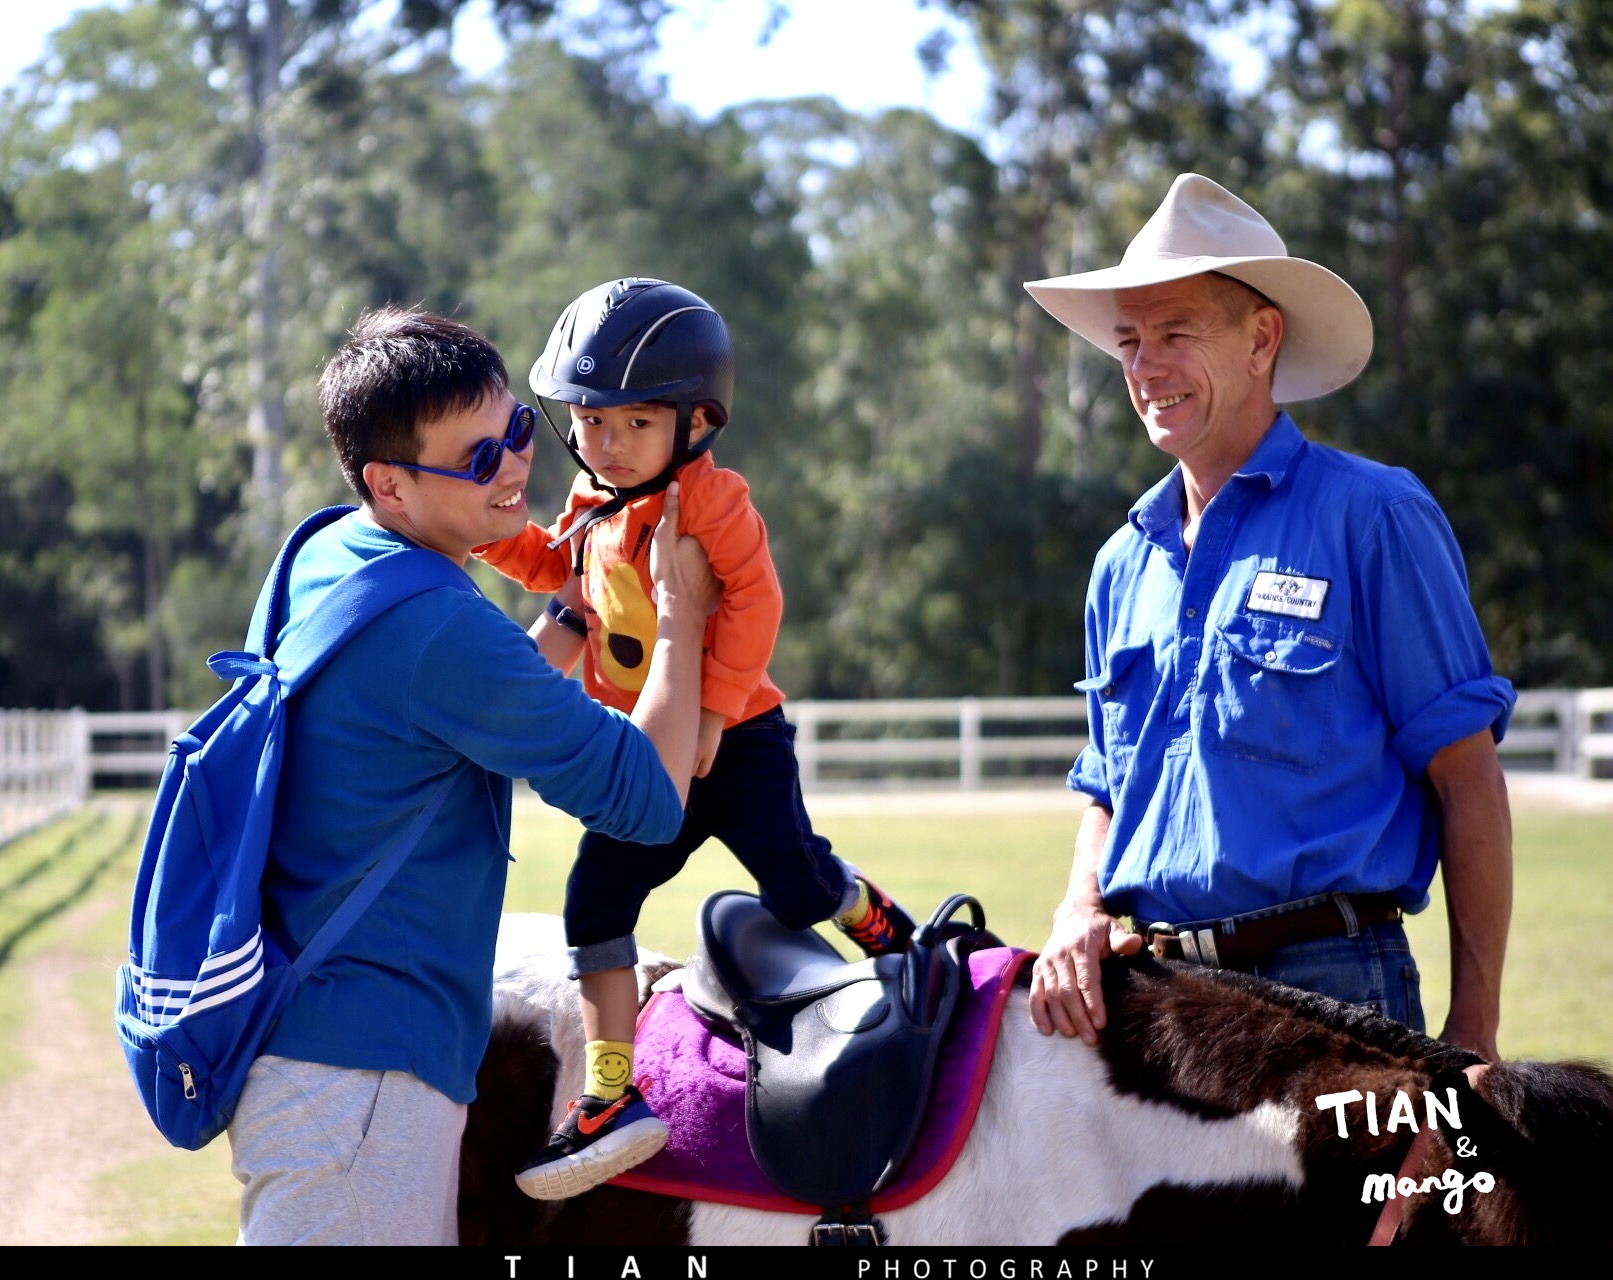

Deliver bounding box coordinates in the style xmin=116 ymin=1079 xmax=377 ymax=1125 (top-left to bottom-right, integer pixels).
xmin=475 ymin=277 xmax=916 ymax=1200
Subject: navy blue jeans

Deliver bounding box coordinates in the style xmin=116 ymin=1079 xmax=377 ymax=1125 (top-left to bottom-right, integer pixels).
xmin=1250 ymin=919 xmax=1426 ymax=1030
xmin=564 ymin=706 xmax=853 ymax=977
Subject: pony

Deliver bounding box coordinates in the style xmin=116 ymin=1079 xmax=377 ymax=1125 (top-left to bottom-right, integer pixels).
xmin=459 ymin=912 xmax=1613 ymax=1247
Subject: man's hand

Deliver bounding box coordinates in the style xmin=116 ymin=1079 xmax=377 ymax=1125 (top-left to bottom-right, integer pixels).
xmin=633 ymin=481 xmax=718 ymax=804
xmin=649 ymin=481 xmax=722 ymax=621
xmin=1028 ymin=802 xmax=1141 ymax=1044
xmin=1029 ymin=905 xmax=1143 ymax=1045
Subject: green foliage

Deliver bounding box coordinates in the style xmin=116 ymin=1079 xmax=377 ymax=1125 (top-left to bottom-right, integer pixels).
xmin=1 ymin=0 xmax=1610 ymax=708
xmin=1269 ymin=0 xmax=1613 ymax=685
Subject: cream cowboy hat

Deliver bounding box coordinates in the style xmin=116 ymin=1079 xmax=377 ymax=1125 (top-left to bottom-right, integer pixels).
xmin=1024 ymin=173 xmax=1373 ymax=403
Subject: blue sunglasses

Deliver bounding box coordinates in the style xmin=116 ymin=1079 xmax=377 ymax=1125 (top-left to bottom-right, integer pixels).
xmin=383 ymin=403 xmax=536 ymax=485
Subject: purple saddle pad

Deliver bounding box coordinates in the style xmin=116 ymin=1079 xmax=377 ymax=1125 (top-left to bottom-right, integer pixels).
xmin=609 ymin=945 xmax=1033 ymax=1212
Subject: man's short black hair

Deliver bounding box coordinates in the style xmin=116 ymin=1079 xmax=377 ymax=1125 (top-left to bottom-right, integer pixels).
xmin=320 ymin=306 xmax=509 ymax=502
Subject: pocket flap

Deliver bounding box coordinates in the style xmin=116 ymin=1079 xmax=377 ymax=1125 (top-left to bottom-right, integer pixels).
xmin=1076 ymin=640 xmax=1152 ymax=695
xmin=1216 ymin=614 xmax=1342 ymax=676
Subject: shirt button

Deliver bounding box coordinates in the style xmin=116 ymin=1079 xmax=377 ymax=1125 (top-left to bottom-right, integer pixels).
xmin=1265 ymin=650 xmax=1278 ymax=662
xmin=1184 ymin=607 xmax=1197 ymax=619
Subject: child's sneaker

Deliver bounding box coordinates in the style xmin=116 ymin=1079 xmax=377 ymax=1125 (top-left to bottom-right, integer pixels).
xmin=515 ymin=1081 xmax=668 ymax=1200
xmin=836 ymin=875 xmax=916 ymax=956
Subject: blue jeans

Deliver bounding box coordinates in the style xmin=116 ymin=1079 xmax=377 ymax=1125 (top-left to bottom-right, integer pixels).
xmin=1250 ymin=919 xmax=1426 ymax=1030
xmin=564 ymin=706 xmax=854 ymax=977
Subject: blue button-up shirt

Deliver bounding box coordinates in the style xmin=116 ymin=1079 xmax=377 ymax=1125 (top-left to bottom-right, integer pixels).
xmin=1068 ymin=414 xmax=1516 ymax=925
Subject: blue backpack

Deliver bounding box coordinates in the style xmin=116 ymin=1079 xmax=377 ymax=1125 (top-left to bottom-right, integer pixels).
xmin=114 ymin=505 xmax=475 ymax=1150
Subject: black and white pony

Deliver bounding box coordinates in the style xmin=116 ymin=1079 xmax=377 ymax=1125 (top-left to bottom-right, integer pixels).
xmin=459 ymin=913 xmax=1613 ymax=1247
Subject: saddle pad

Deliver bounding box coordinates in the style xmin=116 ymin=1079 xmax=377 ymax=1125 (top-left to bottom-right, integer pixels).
xmin=610 ymin=945 xmax=1033 ymax=1213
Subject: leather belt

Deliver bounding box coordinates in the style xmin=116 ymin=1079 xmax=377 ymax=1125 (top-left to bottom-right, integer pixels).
xmin=1144 ymin=892 xmax=1403 ymax=970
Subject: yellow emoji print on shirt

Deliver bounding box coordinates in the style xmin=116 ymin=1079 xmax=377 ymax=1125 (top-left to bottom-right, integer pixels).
xmin=597 ymin=562 xmax=656 ymax=692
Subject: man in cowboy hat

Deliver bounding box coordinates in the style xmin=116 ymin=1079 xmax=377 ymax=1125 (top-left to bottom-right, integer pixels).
xmin=1024 ymin=174 xmax=1515 ymax=1062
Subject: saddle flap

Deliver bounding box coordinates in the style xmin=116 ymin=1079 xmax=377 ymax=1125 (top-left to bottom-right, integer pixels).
xmin=680 ymin=888 xmax=994 ymax=1210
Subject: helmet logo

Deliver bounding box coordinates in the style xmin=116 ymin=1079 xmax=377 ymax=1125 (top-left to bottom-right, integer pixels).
xmin=576 ymin=356 xmax=595 ymax=374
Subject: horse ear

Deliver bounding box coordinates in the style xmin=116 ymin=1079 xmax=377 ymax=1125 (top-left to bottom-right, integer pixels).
xmin=637 ymin=959 xmax=683 ymax=1007
xmin=1428 ymin=1064 xmax=1531 ymax=1171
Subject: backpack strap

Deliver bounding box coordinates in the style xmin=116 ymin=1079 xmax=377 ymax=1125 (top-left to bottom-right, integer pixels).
xmin=289 ymin=771 xmax=455 ymax=981
xmin=245 ymin=505 xmax=357 ymax=659
xmin=219 ymin=507 xmax=483 ymax=979
xmin=270 ymin=544 xmax=478 ymax=692
xmin=219 ymin=506 xmax=481 ymax=695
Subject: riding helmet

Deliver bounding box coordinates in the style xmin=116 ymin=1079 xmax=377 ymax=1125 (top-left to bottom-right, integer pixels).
xmin=532 ymin=276 xmax=733 ymax=435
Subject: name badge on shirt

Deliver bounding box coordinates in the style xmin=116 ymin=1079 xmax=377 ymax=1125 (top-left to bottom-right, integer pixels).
xmin=1245 ymin=571 xmax=1330 ymax=621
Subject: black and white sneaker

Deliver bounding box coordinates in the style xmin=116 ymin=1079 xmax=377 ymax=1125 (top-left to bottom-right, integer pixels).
xmin=514 ymin=1081 xmax=668 ymax=1201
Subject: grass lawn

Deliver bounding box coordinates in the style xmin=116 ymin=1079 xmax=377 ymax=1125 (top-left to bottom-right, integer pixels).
xmin=504 ymin=794 xmax=1613 ymax=1063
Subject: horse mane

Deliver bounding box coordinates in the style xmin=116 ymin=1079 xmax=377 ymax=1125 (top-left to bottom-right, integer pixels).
xmin=1094 ymin=953 xmax=1480 ymax=1117
xmin=1160 ymin=958 xmax=1481 ymax=1067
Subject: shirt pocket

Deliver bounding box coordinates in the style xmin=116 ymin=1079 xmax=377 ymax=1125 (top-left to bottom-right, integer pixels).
xmin=1208 ymin=614 xmax=1343 ymax=772
xmin=1077 ymin=640 xmax=1155 ymax=783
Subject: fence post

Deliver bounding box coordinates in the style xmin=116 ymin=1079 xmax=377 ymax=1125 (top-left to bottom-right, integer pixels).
xmin=793 ymin=701 xmax=821 ymax=791
xmin=1561 ymin=690 xmax=1580 ymax=776
xmin=69 ymin=707 xmax=91 ymax=805
xmin=959 ymin=697 xmax=982 ymax=790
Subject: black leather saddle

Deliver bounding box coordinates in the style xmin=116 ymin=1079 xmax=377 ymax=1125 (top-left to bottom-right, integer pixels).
xmin=680 ymin=889 xmax=1002 ymax=1244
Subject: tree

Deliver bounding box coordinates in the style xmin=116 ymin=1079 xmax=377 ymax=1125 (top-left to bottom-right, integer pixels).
xmin=170 ymin=0 xmax=665 ymax=548
xmin=1270 ymin=0 xmax=1613 ymax=685
xmin=0 ymin=3 xmax=217 ymax=707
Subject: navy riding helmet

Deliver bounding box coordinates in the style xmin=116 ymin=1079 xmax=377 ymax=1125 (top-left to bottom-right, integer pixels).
xmin=530 ymin=276 xmax=735 ymax=495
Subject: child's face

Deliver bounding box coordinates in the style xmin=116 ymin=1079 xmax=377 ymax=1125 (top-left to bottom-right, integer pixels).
xmin=570 ymin=402 xmax=709 ymax=489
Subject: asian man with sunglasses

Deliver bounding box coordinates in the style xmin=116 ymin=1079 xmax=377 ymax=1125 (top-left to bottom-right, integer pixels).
xmin=224 ymin=306 xmax=718 ymax=1245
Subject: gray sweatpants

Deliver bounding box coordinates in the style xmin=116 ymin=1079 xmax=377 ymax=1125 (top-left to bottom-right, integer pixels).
xmin=228 ymin=1054 xmax=466 ymax=1245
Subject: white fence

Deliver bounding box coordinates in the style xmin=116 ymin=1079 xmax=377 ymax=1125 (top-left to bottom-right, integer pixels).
xmin=2 ymin=689 xmax=1611 ymax=842
xmin=792 ymin=688 xmax=1613 ymax=789
xmin=0 ymin=709 xmax=91 ymax=846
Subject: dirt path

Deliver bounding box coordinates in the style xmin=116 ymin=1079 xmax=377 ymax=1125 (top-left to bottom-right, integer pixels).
xmin=0 ymin=889 xmax=172 ymax=1245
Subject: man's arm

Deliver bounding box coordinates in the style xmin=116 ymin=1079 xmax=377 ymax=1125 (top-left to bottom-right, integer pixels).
xmin=1029 ymin=801 xmax=1143 ymax=1044
xmin=630 ymin=481 xmax=720 ymax=805
xmin=1425 ymin=727 xmax=1512 ymax=1062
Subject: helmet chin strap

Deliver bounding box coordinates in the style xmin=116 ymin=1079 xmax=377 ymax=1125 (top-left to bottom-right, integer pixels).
xmin=545 ymin=403 xmax=721 ymax=575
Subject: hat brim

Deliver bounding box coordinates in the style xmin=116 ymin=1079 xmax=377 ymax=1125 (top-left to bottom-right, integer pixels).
xmin=1024 ymin=255 xmax=1373 ymax=404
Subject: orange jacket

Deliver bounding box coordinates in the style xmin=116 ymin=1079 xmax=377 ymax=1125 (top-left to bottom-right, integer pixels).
xmin=475 ymin=453 xmax=785 ymax=724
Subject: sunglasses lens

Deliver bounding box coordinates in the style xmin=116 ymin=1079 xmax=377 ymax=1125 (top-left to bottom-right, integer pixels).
xmin=471 ymin=438 xmax=504 ymax=484
xmin=510 ymin=405 xmax=536 ymax=452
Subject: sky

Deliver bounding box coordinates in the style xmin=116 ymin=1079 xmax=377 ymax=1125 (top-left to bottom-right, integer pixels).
xmin=0 ymin=0 xmax=992 ymax=138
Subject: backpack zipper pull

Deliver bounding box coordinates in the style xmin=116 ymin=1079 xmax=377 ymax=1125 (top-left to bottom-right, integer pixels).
xmin=179 ymin=1062 xmax=197 ymax=1100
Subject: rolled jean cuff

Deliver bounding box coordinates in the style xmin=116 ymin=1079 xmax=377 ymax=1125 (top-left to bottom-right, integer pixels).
xmin=566 ymin=933 xmax=639 ymax=980
xmin=832 ymin=856 xmax=863 ymax=917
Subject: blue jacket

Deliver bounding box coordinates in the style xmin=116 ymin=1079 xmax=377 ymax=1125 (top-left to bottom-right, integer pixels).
xmin=259 ymin=513 xmax=681 ymax=1102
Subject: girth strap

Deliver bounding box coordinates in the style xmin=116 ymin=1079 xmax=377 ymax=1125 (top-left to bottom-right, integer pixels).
xmin=812 ymin=1203 xmax=885 ymax=1246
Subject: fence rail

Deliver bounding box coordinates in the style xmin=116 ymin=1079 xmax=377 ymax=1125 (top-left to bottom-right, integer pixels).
xmin=3 ymin=689 xmax=1611 ymax=843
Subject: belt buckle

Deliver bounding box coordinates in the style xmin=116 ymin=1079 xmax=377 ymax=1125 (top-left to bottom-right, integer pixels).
xmin=1182 ymin=927 xmax=1221 ymax=967
xmin=1145 ymin=921 xmax=1222 ymax=967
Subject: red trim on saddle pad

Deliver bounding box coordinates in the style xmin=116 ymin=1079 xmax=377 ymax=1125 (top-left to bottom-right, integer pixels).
xmin=610 ymin=946 xmax=1034 ymax=1213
